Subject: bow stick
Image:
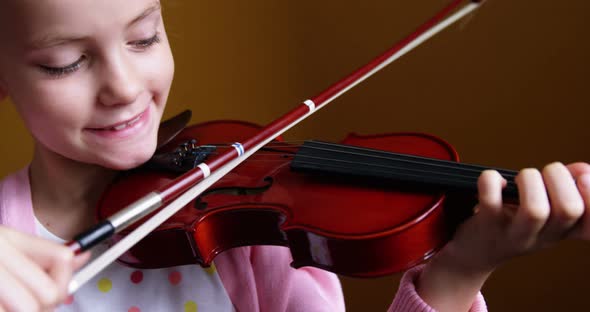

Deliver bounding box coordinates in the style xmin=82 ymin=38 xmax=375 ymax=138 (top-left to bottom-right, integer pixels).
xmin=67 ymin=0 xmax=483 ymax=293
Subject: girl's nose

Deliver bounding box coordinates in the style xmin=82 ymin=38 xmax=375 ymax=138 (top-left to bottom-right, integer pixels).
xmin=97 ymin=54 xmax=142 ymax=107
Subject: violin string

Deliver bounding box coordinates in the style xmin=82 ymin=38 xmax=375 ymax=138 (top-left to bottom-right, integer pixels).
xmin=293 ymin=153 xmax=517 ymax=189
xmin=302 ymin=141 xmax=518 ymax=178
xmin=291 ymin=159 xmax=505 ymax=195
xmin=293 ymin=143 xmax=518 ymax=190
xmin=198 ymin=140 xmax=517 ymax=178
xmin=324 ymin=141 xmax=517 ymax=176
xmin=193 ymin=141 xmax=518 ymax=187
xmin=203 ymin=143 xmax=518 ymax=192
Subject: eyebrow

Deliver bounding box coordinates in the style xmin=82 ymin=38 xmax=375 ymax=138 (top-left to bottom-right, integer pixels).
xmin=27 ymin=1 xmax=162 ymax=49
xmin=127 ymin=1 xmax=162 ymax=28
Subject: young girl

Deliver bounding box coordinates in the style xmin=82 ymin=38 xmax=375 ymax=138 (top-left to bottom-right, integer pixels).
xmin=0 ymin=0 xmax=589 ymax=311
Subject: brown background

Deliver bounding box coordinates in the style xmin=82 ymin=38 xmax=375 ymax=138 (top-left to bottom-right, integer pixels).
xmin=1 ymin=1 xmax=589 ymax=311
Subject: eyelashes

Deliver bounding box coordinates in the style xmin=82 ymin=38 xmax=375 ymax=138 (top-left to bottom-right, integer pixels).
xmin=131 ymin=32 xmax=161 ymax=49
xmin=38 ymin=33 xmax=162 ymax=78
xmin=39 ymin=56 xmax=86 ymax=77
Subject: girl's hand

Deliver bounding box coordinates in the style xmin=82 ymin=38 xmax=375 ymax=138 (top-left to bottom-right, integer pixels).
xmin=564 ymin=162 xmax=590 ymax=240
xmin=447 ymin=161 xmax=590 ymax=273
xmin=417 ymin=161 xmax=590 ymax=312
xmin=0 ymin=226 xmax=90 ymax=312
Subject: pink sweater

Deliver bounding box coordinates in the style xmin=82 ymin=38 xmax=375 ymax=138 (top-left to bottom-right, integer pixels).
xmin=0 ymin=167 xmax=486 ymax=311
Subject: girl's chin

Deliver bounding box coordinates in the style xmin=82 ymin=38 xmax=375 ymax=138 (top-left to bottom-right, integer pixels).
xmin=101 ymin=160 xmax=146 ymax=171
xmin=94 ymin=149 xmax=156 ymax=171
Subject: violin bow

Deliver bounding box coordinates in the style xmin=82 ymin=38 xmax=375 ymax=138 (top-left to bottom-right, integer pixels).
xmin=67 ymin=0 xmax=483 ymax=293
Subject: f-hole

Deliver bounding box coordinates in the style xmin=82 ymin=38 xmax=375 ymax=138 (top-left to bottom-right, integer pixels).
xmin=194 ymin=177 xmax=274 ymax=210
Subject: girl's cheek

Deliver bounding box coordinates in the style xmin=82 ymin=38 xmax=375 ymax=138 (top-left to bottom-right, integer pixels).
xmin=147 ymin=51 xmax=174 ymax=107
xmin=25 ymin=81 xmax=89 ymax=125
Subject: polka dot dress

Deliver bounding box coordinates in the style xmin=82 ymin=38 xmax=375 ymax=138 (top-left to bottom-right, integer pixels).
xmin=35 ymin=218 xmax=235 ymax=312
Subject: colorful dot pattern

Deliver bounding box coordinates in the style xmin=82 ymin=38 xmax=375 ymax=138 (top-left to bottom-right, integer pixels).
xmin=97 ymin=278 xmax=113 ymax=292
xmin=35 ymin=219 xmax=234 ymax=312
xmin=169 ymin=271 xmax=182 ymax=285
xmin=184 ymin=300 xmax=198 ymax=312
xmin=56 ymin=257 xmax=232 ymax=311
xmin=130 ymin=270 xmax=143 ymax=284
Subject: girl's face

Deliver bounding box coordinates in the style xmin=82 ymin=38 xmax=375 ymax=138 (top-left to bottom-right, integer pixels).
xmin=0 ymin=0 xmax=174 ymax=170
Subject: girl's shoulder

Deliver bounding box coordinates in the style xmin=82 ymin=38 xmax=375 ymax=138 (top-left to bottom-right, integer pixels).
xmin=0 ymin=166 xmax=35 ymax=234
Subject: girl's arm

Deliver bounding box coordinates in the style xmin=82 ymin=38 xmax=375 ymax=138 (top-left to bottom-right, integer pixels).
xmin=389 ymin=263 xmax=487 ymax=312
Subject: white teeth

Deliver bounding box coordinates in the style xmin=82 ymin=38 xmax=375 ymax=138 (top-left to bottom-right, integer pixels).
xmin=113 ymin=124 xmax=127 ymax=131
xmin=128 ymin=114 xmax=142 ymax=125
xmin=109 ymin=114 xmax=142 ymax=131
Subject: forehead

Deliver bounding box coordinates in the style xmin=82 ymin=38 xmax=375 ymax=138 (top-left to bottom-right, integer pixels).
xmin=0 ymin=0 xmax=160 ymax=44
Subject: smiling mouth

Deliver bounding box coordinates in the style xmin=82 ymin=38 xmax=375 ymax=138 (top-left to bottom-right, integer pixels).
xmin=91 ymin=112 xmax=145 ymax=131
xmin=109 ymin=114 xmax=143 ymax=131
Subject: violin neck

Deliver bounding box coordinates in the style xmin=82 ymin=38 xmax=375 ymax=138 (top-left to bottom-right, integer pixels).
xmin=290 ymin=140 xmax=519 ymax=199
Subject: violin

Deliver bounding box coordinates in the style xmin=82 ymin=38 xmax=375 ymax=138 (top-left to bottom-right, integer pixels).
xmin=97 ymin=117 xmax=518 ymax=277
xmin=67 ymin=0 xmax=489 ymax=292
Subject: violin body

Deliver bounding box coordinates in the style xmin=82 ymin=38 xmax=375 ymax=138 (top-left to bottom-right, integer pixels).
xmin=98 ymin=120 xmax=475 ymax=277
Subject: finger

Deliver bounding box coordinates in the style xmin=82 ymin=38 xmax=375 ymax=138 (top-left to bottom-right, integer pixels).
xmin=0 ymin=265 xmax=41 ymax=312
xmin=540 ymin=162 xmax=584 ymax=241
xmin=510 ymin=168 xmax=550 ymax=248
xmin=569 ymin=173 xmax=590 ymax=239
xmin=73 ymin=251 xmax=92 ymax=271
xmin=0 ymin=235 xmax=62 ymax=309
xmin=567 ymin=162 xmax=590 ymax=178
xmin=53 ymin=251 xmax=91 ymax=299
xmin=0 ymin=228 xmax=72 ymax=306
xmin=1 ymin=227 xmax=75 ymax=269
xmin=476 ymin=170 xmax=506 ymax=218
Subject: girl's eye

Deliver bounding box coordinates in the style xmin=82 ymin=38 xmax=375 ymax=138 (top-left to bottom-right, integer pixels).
xmin=36 ymin=33 xmax=160 ymax=78
xmin=38 ymin=55 xmax=87 ymax=78
xmin=130 ymin=33 xmax=161 ymax=49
